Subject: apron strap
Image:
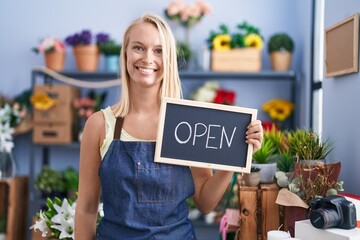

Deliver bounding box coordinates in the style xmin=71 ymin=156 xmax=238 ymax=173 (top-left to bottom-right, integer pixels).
xmin=114 ymin=117 xmax=124 ymax=140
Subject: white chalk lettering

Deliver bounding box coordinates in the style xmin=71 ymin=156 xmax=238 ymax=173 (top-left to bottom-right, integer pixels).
xmin=193 ymin=123 xmax=207 ymax=146
xmin=206 ymin=124 xmax=221 ymax=149
xmin=174 ymin=121 xmax=192 ymax=144
xmin=220 ymin=126 xmax=237 ymax=149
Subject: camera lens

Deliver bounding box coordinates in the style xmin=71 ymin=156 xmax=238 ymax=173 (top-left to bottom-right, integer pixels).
xmin=310 ymin=208 xmax=341 ymax=229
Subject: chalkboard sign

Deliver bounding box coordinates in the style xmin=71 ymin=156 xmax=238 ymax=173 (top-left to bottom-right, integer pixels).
xmin=155 ymin=97 xmax=257 ymax=173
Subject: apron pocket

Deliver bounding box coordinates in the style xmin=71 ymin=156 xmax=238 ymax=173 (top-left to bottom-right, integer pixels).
xmin=137 ymin=162 xmax=174 ymax=202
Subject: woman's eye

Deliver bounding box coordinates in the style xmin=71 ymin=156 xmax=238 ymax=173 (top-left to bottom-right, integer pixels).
xmin=133 ymin=46 xmax=143 ymax=51
xmin=154 ymin=48 xmax=162 ymax=54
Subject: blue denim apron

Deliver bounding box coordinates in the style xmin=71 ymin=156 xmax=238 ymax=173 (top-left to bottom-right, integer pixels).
xmin=97 ymin=118 xmax=197 ymax=239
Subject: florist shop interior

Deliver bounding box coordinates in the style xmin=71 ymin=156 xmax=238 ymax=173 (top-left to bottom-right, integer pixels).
xmin=1 ymin=0 xmax=360 ymax=240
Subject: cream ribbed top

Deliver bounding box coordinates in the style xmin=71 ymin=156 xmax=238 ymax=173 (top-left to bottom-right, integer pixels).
xmin=100 ymin=106 xmax=155 ymax=159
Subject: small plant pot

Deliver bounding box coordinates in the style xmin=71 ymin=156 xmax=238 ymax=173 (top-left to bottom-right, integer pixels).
xmin=105 ymin=55 xmax=119 ymax=72
xmin=44 ymin=51 xmax=65 ymax=71
xmin=73 ymin=45 xmax=99 ymax=72
xmin=270 ymin=51 xmax=292 ymax=71
xmin=242 ymin=172 xmax=260 ymax=187
xmin=252 ymin=162 xmax=277 ymax=183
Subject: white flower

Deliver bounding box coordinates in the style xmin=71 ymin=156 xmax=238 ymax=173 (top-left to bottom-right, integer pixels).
xmin=191 ymin=81 xmax=219 ymax=102
xmin=51 ymin=217 xmax=75 ymax=239
xmin=99 ymin=203 xmax=104 ymax=217
xmin=50 ymin=198 xmax=76 ymax=239
xmin=29 ymin=210 xmax=51 ymax=237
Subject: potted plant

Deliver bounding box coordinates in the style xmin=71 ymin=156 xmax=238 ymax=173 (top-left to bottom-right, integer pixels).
xmin=240 ymin=166 xmax=261 ymax=187
xmin=34 ymin=165 xmax=66 ymax=199
xmin=268 ymin=33 xmax=294 ymax=71
xmin=62 ymin=167 xmax=79 ymax=199
xmin=276 ymin=149 xmax=295 ymax=180
xmin=177 ymin=41 xmax=192 ymax=70
xmin=65 ymin=30 xmax=109 ymax=72
xmin=98 ymin=40 xmax=121 ymax=72
xmin=288 ymin=129 xmax=333 ymax=162
xmin=252 ymin=139 xmax=277 ymax=183
xmin=33 ymin=37 xmax=66 ymax=71
xmin=207 ymin=22 xmax=263 ymax=72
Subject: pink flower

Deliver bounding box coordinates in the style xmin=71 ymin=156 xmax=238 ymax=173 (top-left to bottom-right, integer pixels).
xmin=181 ymin=3 xmax=202 ymax=21
xmin=167 ymin=0 xmax=185 ymax=16
xmin=196 ymin=0 xmax=212 ymax=14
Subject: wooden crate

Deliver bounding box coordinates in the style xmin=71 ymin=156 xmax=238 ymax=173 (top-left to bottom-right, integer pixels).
xmin=238 ymin=183 xmax=280 ymax=240
xmin=211 ymin=48 xmax=262 ymax=72
xmin=33 ymin=84 xmax=79 ymax=144
xmin=0 ymin=176 xmax=28 ymax=240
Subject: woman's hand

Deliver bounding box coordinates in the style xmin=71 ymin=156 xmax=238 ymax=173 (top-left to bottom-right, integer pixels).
xmin=246 ymin=120 xmax=263 ymax=152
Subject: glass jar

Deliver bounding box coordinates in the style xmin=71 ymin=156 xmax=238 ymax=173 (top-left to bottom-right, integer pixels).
xmin=0 ymin=151 xmax=16 ymax=179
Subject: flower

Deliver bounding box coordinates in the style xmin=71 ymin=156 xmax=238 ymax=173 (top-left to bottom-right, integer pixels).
xmin=30 ymin=92 xmax=58 ymax=111
xmin=262 ymin=99 xmax=294 ymax=122
xmin=191 ymin=81 xmax=236 ymax=105
xmin=164 ymin=0 xmax=212 ymax=28
xmin=73 ymin=90 xmax=106 ymax=121
xmin=33 ymin=37 xmax=65 ymax=54
xmin=207 ymin=22 xmax=263 ymax=51
xmin=65 ymin=30 xmax=109 ymax=47
xmin=0 ymin=98 xmax=27 ymax=152
xmin=212 ymin=34 xmax=232 ymax=51
xmin=30 ymin=197 xmax=103 ymax=240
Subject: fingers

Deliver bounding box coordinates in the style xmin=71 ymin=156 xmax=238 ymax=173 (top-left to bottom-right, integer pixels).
xmin=246 ymin=120 xmax=263 ymax=152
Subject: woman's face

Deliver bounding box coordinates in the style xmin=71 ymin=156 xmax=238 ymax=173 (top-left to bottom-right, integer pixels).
xmin=126 ymin=22 xmax=164 ymax=88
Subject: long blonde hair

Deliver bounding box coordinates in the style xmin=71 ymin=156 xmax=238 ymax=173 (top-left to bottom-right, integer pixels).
xmin=113 ymin=13 xmax=182 ymax=117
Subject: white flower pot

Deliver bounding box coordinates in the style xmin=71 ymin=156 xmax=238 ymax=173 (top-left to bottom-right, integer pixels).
xmin=252 ymin=162 xmax=277 ymax=183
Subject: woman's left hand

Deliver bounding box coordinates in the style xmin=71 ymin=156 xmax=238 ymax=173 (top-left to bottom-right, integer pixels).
xmin=246 ymin=120 xmax=263 ymax=152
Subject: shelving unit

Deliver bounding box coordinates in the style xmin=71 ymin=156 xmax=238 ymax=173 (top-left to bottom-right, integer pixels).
xmin=28 ymin=68 xmax=299 ymax=240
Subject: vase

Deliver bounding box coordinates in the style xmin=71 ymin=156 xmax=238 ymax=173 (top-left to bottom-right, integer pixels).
xmin=44 ymin=51 xmax=65 ymax=71
xmin=270 ymin=51 xmax=292 ymax=72
xmin=73 ymin=45 xmax=99 ymax=72
xmin=0 ymin=151 xmax=16 ymax=179
xmin=105 ymin=55 xmax=119 ymax=72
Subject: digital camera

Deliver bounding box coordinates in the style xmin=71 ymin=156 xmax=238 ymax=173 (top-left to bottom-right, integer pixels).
xmin=309 ymin=195 xmax=357 ymax=229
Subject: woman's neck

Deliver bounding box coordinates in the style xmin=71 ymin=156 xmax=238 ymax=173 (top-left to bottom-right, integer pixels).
xmin=128 ymin=83 xmax=160 ymax=115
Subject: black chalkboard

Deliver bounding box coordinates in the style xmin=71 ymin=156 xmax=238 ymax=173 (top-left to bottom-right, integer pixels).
xmin=155 ymin=98 xmax=257 ymax=173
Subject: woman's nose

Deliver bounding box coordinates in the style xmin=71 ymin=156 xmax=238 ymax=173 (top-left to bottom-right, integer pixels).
xmin=141 ymin=51 xmax=154 ymax=65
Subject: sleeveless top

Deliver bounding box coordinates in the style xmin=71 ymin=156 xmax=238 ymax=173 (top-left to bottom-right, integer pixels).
xmin=97 ymin=107 xmax=197 ymax=239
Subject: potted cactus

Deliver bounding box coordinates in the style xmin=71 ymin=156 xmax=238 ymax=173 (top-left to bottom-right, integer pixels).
xmin=268 ymin=33 xmax=294 ymax=71
xmin=252 ymin=139 xmax=277 ymax=183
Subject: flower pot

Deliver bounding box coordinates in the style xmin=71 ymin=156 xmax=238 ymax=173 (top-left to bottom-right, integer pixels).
xmin=73 ymin=45 xmax=99 ymax=72
xmin=252 ymin=162 xmax=277 ymax=183
xmin=44 ymin=51 xmax=65 ymax=71
xmin=105 ymin=55 xmax=119 ymax=72
xmin=241 ymin=172 xmax=260 ymax=187
xmin=270 ymin=51 xmax=292 ymax=71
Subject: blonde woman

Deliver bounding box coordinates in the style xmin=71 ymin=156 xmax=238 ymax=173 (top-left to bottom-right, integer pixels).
xmin=75 ymin=13 xmax=263 ymax=240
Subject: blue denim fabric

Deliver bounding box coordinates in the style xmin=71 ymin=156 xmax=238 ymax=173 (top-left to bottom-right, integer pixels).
xmin=97 ymin=140 xmax=196 ymax=240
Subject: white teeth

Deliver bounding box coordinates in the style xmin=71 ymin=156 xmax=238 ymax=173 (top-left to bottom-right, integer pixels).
xmin=138 ymin=67 xmax=154 ymax=73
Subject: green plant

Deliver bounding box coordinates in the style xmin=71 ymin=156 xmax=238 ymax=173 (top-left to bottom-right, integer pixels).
xmin=177 ymin=41 xmax=192 ymax=62
xmin=264 ymin=126 xmax=289 ymax=154
xmin=289 ymin=129 xmax=333 ymax=160
xmin=35 ymin=166 xmax=66 ymax=194
xmin=252 ymin=139 xmax=276 ymax=164
xmin=250 ymin=166 xmax=261 ymax=172
xmin=276 ymin=150 xmax=294 ymax=172
xmin=98 ymin=40 xmax=122 ymax=56
xmin=62 ymin=167 xmax=79 ymax=192
xmin=268 ymin=33 xmax=294 ymax=53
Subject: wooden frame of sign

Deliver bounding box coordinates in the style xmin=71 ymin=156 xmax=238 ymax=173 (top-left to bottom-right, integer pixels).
xmin=155 ymin=97 xmax=257 ymax=173
xmin=325 ymin=13 xmax=359 ymax=77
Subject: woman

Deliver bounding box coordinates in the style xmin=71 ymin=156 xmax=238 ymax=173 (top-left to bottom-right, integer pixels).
xmin=75 ymin=13 xmax=263 ymax=239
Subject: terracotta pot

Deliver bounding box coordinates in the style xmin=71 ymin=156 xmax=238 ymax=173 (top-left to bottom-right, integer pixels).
xmin=73 ymin=45 xmax=99 ymax=72
xmin=44 ymin=51 xmax=65 ymax=71
xmin=270 ymin=51 xmax=292 ymax=71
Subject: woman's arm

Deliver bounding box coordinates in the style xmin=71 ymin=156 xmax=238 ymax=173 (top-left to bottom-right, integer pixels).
xmin=75 ymin=111 xmax=104 ymax=239
xmin=191 ymin=120 xmax=263 ymax=214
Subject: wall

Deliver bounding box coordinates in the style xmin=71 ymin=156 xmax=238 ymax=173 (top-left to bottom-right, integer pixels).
xmin=323 ymin=0 xmax=360 ymax=196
